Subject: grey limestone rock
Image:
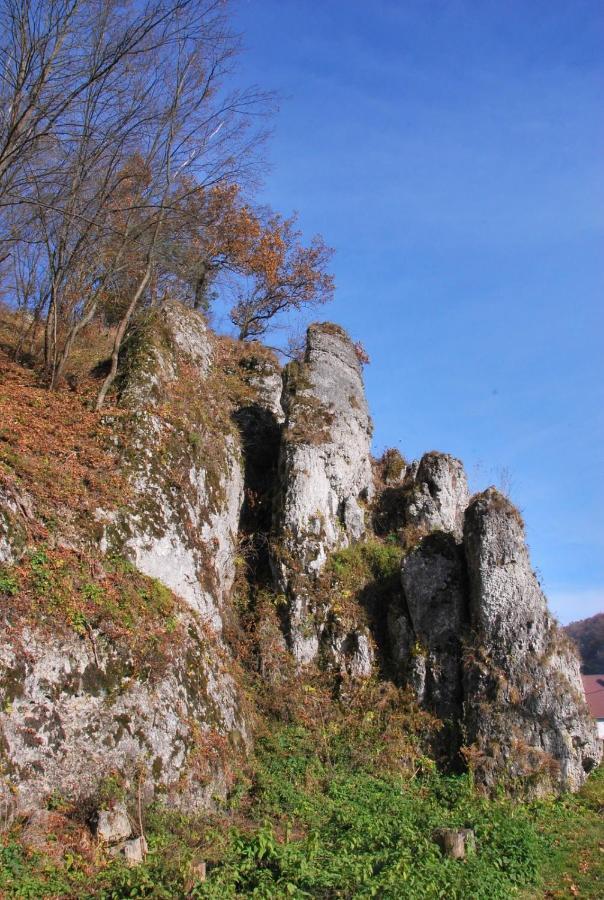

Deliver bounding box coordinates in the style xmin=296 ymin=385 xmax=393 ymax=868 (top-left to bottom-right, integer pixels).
xmin=462 ymin=488 xmax=601 ymax=793
xmin=0 ymin=481 xmax=34 ymax=565
xmin=100 ymin=301 xmax=244 ymax=632
xmin=271 ymin=324 xmax=373 ymax=663
xmin=400 ymin=532 xmax=468 ymax=751
xmin=0 ymin=615 xmax=248 ymax=816
xmin=123 ymin=836 xmax=147 ymax=865
xmin=96 ymin=803 xmax=131 ymax=844
xmin=404 ymin=452 xmax=469 ymax=540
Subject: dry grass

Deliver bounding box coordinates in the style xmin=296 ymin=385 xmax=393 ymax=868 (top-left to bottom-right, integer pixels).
xmin=0 ymin=350 xmax=126 ymax=536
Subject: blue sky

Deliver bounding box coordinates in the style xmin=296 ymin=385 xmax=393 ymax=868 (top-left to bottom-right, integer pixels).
xmin=230 ymin=0 xmax=603 ymax=624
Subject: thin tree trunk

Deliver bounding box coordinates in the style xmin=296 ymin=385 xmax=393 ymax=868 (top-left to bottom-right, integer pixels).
xmin=95 ymin=266 xmax=151 ymax=410
xmin=51 ymin=299 xmax=98 ymax=387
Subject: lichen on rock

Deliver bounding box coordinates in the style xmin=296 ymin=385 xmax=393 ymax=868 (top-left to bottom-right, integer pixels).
xmin=461 ymin=488 xmax=601 ymax=794
xmin=0 ymin=609 xmax=248 ymax=816
xmin=271 ymin=323 xmax=374 ymax=663
xmin=101 ymin=301 xmax=244 ymax=632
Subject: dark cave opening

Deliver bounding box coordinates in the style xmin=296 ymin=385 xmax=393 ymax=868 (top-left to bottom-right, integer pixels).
xmin=233 ymin=405 xmax=281 ymax=585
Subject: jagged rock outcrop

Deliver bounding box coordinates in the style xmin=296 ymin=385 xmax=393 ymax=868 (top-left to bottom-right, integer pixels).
xmin=0 ymin=612 xmax=248 ymax=816
xmin=99 ymin=302 xmax=244 ymax=631
xmin=462 ymin=489 xmax=601 ymax=793
xmin=386 ymin=457 xmax=600 ymax=791
xmin=372 ymin=450 xmax=468 ymax=541
xmin=403 ymin=452 xmax=469 ymax=540
xmin=388 ymin=453 xmax=470 ymax=756
xmin=271 ymin=323 xmax=374 ymax=663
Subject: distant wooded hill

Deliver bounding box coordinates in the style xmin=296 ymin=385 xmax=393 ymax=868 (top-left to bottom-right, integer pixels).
xmin=565 ymin=613 xmax=604 ymax=675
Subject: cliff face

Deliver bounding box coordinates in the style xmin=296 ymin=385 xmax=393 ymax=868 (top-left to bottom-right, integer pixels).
xmin=0 ymin=306 xmax=600 ymax=818
xmin=100 ymin=302 xmax=244 ymax=631
xmin=272 ymin=323 xmax=374 ymax=663
xmin=462 ymin=490 xmax=600 ymax=792
xmin=0 ymin=304 xmax=251 ymax=815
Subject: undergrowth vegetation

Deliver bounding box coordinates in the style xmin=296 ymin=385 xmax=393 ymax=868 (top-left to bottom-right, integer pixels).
xmin=0 ymin=546 xmax=182 ymax=674
xmin=0 ymin=724 xmax=601 ymax=898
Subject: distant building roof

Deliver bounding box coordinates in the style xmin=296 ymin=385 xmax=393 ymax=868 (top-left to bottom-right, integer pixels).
xmin=582 ymin=675 xmax=604 ymax=719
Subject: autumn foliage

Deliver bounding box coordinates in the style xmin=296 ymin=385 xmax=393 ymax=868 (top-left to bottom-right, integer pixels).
xmin=0 ymin=1 xmax=335 ymax=405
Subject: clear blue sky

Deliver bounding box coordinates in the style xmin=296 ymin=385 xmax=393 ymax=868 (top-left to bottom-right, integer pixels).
xmin=231 ymin=0 xmax=603 ymax=625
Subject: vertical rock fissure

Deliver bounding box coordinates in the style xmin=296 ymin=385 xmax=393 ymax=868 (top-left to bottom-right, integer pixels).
xmin=233 ymin=405 xmax=282 ymax=587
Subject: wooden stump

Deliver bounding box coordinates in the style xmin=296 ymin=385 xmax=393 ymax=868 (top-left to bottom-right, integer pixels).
xmin=184 ymin=860 xmax=207 ymax=893
xmin=433 ymin=828 xmax=475 ymax=859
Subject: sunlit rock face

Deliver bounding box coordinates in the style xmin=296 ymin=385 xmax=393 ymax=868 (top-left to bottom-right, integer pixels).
xmin=0 ymin=615 xmax=248 ymax=817
xmin=271 ymin=323 xmax=374 ymax=664
xmin=462 ymin=489 xmax=601 ymax=794
xmin=403 ymin=452 xmax=469 ymax=541
xmin=100 ymin=301 xmax=244 ymax=632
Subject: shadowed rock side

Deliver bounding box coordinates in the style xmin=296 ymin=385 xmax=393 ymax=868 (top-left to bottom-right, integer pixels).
xmin=388 ymin=453 xmax=470 ymax=762
xmin=271 ymin=323 xmax=374 ymax=664
xmin=462 ymin=489 xmax=601 ymax=794
xmin=399 ymin=532 xmax=468 ymax=761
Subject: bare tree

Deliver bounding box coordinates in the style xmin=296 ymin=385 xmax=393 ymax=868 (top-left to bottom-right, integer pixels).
xmin=94 ymin=2 xmax=270 ymax=408
xmin=0 ymin=0 xmax=195 ymax=207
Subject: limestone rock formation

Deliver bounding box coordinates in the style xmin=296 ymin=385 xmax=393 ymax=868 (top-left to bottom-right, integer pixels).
xmin=387 ymin=459 xmax=601 ymax=791
xmin=403 ymin=451 xmax=469 ymax=540
xmin=462 ymin=489 xmax=601 ymax=793
xmin=271 ymin=323 xmax=374 ymax=663
xmin=100 ymin=302 xmax=244 ymax=631
xmin=399 ymin=532 xmax=468 ymax=755
xmin=0 ymin=613 xmax=248 ymax=816
xmin=0 ymin=307 xmax=600 ymax=818
xmin=388 ymin=454 xmax=470 ymax=756
xmin=0 ymin=481 xmax=34 ymax=565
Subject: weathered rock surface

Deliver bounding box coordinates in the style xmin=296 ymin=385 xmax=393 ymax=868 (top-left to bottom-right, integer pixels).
xmin=0 ymin=480 xmax=34 ymax=564
xmin=386 ymin=463 xmax=600 ymax=792
xmin=400 ymin=532 xmax=468 ymax=755
xmin=123 ymin=836 xmax=147 ymax=866
xmin=100 ymin=302 xmax=244 ymax=631
xmin=96 ymin=803 xmax=131 ymax=844
xmin=403 ymin=452 xmax=469 ymax=540
xmin=271 ymin=324 xmax=373 ymax=663
xmin=0 ymin=615 xmax=248 ymax=816
xmin=462 ymin=489 xmax=601 ymax=793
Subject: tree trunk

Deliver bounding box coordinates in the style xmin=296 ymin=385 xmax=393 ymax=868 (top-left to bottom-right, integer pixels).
xmin=95 ymin=267 xmax=151 ymax=410
xmin=51 ymin=300 xmax=98 ymax=388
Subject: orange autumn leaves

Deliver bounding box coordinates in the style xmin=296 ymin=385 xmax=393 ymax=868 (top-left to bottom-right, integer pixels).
xmin=98 ymin=167 xmax=334 ymax=340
